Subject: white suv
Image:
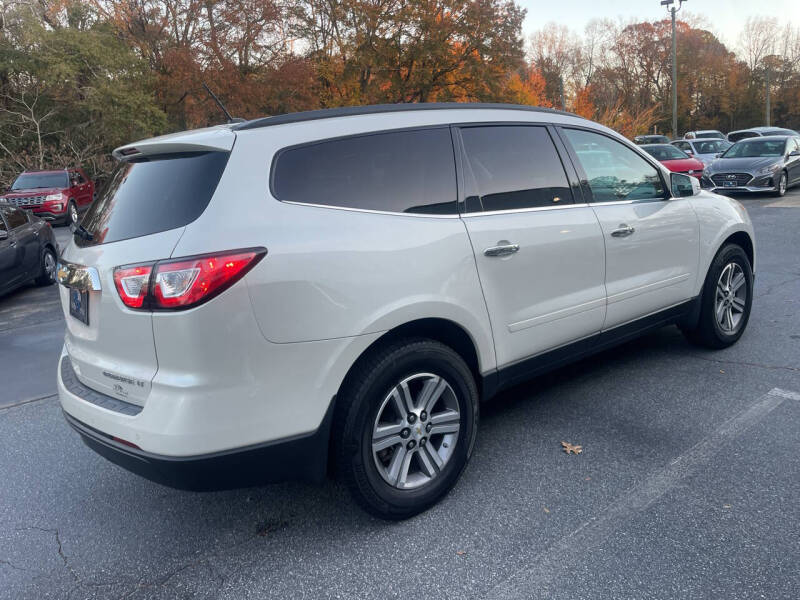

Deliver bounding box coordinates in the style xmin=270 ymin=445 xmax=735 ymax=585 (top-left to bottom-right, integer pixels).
xmin=56 ymin=104 xmax=755 ymax=519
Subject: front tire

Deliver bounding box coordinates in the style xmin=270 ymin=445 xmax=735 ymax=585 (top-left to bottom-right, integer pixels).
xmin=773 ymin=171 xmax=787 ymax=197
xmin=334 ymin=338 xmax=479 ymax=519
xmin=682 ymin=243 xmax=753 ymax=349
xmin=68 ymin=200 xmax=79 ymax=226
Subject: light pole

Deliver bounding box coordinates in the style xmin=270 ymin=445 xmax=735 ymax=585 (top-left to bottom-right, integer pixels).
xmin=661 ymin=0 xmax=686 ymax=139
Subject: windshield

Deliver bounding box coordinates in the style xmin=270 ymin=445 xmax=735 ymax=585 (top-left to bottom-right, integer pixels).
xmin=11 ymin=172 xmax=68 ymax=190
xmin=76 ymin=152 xmax=229 ymax=247
xmin=693 ymin=140 xmax=732 ymax=154
xmin=722 ymin=139 xmax=786 ymax=158
xmin=643 ymin=145 xmax=689 ymax=161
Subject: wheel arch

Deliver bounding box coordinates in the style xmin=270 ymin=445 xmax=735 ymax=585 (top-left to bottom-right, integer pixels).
xmin=338 ymin=318 xmax=483 ymax=400
xmin=327 ymin=317 xmax=485 ymax=477
xmin=721 ymin=230 xmax=754 ymax=273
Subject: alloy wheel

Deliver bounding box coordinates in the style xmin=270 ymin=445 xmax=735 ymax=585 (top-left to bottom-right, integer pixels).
xmin=69 ymin=202 xmax=78 ymax=224
xmin=715 ymin=262 xmax=747 ymax=334
xmin=44 ymin=251 xmax=56 ymax=282
xmin=371 ymin=373 xmax=460 ymax=490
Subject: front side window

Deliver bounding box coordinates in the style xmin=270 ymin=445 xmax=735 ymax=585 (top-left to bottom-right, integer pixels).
xmin=272 ymin=128 xmax=457 ymax=215
xmin=562 ymin=128 xmax=666 ymax=203
xmin=673 ymin=141 xmax=691 ymax=152
xmin=459 ymin=125 xmax=572 ymax=212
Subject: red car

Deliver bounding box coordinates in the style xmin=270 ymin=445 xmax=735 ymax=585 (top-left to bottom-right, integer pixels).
xmin=640 ymin=144 xmax=705 ymax=179
xmin=0 ymin=168 xmax=95 ymax=226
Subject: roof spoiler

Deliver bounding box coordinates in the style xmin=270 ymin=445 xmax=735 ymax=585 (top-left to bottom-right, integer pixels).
xmin=112 ymin=127 xmax=236 ymax=161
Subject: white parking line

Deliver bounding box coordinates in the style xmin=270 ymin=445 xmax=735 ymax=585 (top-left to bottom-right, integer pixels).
xmin=486 ymin=387 xmax=799 ymax=600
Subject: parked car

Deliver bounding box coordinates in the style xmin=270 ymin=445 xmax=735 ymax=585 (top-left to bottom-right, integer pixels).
xmin=727 ymin=126 xmax=797 ymax=143
xmin=671 ymin=138 xmax=733 ymax=165
xmin=0 ymin=168 xmax=95 ymax=226
xmin=56 ymin=104 xmax=756 ymax=519
xmin=640 ymin=144 xmax=705 ymax=178
xmin=633 ymin=134 xmax=670 ymax=145
xmin=0 ymin=202 xmax=58 ymax=296
xmin=702 ymin=135 xmax=800 ymax=196
xmin=684 ymin=130 xmax=726 ymax=140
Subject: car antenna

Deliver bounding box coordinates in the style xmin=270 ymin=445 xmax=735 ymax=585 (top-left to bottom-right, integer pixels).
xmin=202 ymin=83 xmax=245 ymax=124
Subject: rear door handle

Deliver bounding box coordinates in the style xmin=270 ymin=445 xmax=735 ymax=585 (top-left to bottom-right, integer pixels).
xmin=611 ymin=224 xmax=635 ymax=238
xmin=484 ymin=243 xmax=519 ymax=257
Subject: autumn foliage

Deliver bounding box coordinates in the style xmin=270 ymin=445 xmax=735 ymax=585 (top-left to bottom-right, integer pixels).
xmin=1 ymin=2 xmax=799 ymax=186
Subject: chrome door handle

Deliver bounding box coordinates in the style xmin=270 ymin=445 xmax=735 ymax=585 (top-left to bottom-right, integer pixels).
xmin=611 ymin=224 xmax=635 ymax=238
xmin=484 ymin=243 xmax=519 ymax=257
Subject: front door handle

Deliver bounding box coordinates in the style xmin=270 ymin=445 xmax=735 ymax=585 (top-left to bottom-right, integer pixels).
xmin=611 ymin=224 xmax=635 ymax=238
xmin=484 ymin=243 xmax=519 ymax=257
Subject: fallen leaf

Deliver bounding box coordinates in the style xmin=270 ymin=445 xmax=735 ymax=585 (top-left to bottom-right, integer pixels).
xmin=561 ymin=441 xmax=583 ymax=455
xmin=543 ymin=507 xmax=550 ymax=513
xmin=456 ymin=551 xmax=466 ymax=556
xmin=720 ymin=369 xmax=725 ymax=374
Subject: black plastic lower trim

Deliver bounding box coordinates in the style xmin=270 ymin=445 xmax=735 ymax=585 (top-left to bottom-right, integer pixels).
xmin=483 ymin=298 xmax=699 ymax=398
xmin=63 ymin=398 xmax=336 ymax=491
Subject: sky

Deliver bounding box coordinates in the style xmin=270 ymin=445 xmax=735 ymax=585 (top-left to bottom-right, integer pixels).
xmin=519 ymin=0 xmax=800 ymax=49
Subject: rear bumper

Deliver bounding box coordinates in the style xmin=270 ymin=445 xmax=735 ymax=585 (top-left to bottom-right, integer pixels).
xmin=63 ymin=402 xmax=335 ymax=491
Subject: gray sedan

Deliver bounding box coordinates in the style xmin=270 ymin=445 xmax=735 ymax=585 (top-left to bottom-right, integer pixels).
xmin=702 ymin=135 xmax=800 ymax=197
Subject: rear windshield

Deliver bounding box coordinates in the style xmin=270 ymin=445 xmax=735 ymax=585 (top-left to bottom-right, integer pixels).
xmin=76 ymin=152 xmax=229 ymax=247
xmin=12 ymin=172 xmax=68 ymax=190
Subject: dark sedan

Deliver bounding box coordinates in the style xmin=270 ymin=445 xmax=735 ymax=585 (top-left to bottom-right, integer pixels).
xmin=0 ymin=202 xmax=58 ymax=297
xmin=702 ymin=135 xmax=800 ymax=197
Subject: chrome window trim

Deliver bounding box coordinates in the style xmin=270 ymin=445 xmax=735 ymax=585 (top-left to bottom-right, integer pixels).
xmin=461 ymin=203 xmax=590 ymax=217
xmin=280 ymin=200 xmax=460 ymax=219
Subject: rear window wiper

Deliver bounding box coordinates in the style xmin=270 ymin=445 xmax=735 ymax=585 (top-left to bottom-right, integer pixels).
xmin=72 ymin=224 xmax=94 ymax=241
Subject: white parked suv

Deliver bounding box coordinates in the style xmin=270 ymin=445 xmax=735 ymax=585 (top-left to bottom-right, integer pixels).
xmin=56 ymin=104 xmax=755 ymax=519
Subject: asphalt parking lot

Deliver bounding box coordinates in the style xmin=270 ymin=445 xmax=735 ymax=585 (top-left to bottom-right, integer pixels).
xmin=1 ymin=192 xmax=799 ymax=600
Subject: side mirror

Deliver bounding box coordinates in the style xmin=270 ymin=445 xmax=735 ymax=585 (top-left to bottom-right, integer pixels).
xmin=671 ymin=172 xmax=700 ymax=198
xmin=715 ymin=153 xmax=722 ymax=158
xmin=686 ymin=150 xmax=694 ymax=156
xmin=0 ymin=230 xmax=8 ymax=240
xmin=789 ymin=150 xmax=800 ymax=157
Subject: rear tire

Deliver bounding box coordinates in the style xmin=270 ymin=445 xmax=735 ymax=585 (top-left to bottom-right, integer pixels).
xmin=334 ymin=338 xmax=479 ymax=520
xmin=681 ymin=243 xmax=753 ymax=349
xmin=35 ymin=247 xmax=57 ymax=286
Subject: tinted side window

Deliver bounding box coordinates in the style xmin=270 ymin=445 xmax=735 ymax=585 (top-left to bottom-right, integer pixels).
xmin=4 ymin=207 xmax=28 ymax=229
xmin=273 ymin=128 xmax=457 ymax=215
xmin=562 ymin=128 xmax=667 ymax=203
xmin=459 ymin=126 xmax=571 ymax=212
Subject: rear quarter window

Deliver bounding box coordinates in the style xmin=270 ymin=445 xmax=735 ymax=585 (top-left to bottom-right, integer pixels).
xmin=76 ymin=152 xmax=229 ymax=247
xmin=271 ymin=128 xmax=457 ymax=215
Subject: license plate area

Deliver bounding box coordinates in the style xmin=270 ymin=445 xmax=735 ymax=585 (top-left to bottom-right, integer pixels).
xmin=723 ymin=181 xmax=737 ymax=187
xmin=69 ymin=288 xmax=89 ymax=325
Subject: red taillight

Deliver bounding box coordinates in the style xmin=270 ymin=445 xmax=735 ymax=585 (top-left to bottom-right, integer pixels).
xmin=112 ymin=248 xmax=266 ymax=311
xmin=113 ymin=264 xmax=153 ymax=308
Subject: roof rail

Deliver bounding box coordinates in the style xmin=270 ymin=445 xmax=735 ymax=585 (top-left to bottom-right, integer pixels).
xmin=233 ymin=102 xmax=582 ymax=131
